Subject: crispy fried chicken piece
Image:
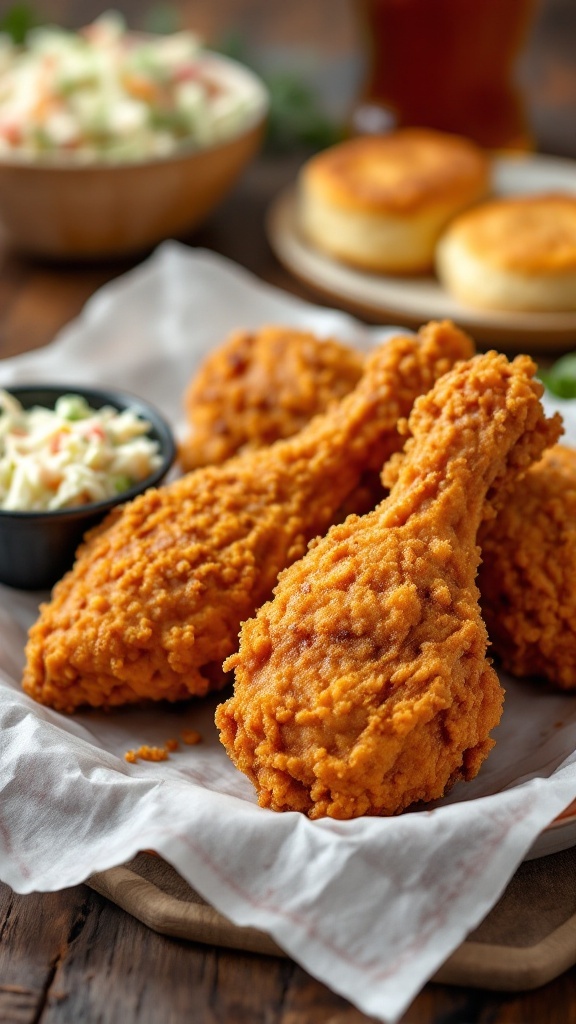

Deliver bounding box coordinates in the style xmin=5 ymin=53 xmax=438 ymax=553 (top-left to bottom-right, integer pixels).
xmin=478 ymin=443 xmax=576 ymax=689
xmin=23 ymin=321 xmax=473 ymax=713
xmin=179 ymin=325 xmax=365 ymax=472
xmin=217 ymin=352 xmax=562 ymax=819
xmin=180 ymin=324 xmax=384 ymax=515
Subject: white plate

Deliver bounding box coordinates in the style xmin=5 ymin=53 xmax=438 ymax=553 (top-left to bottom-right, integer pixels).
xmin=267 ymin=153 xmax=576 ymax=351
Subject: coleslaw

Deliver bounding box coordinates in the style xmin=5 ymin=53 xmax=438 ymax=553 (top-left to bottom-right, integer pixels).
xmin=0 ymin=390 xmax=162 ymax=511
xmin=0 ymin=11 xmax=261 ymax=162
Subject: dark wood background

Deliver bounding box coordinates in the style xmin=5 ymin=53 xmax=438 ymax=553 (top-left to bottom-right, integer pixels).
xmin=1 ymin=2 xmax=576 ymax=1021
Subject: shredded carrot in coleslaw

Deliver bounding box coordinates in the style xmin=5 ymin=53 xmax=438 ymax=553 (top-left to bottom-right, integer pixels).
xmin=0 ymin=390 xmax=161 ymax=511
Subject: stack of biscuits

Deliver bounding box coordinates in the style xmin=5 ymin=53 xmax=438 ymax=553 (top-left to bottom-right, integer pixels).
xmin=297 ymin=127 xmax=576 ymax=313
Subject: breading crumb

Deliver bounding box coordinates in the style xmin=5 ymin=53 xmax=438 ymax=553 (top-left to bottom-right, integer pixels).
xmin=181 ymin=729 xmax=202 ymax=745
xmin=124 ymin=744 xmax=169 ymax=763
xmin=165 ymin=737 xmax=179 ymax=751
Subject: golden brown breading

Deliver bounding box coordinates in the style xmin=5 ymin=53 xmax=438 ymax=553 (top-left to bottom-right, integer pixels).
xmin=478 ymin=444 xmax=576 ymax=689
xmin=179 ymin=325 xmax=364 ymax=472
xmin=23 ymin=321 xmax=473 ymax=713
xmin=217 ymin=353 xmax=561 ymax=819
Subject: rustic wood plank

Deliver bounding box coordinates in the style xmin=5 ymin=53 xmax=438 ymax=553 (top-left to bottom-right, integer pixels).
xmin=35 ymin=888 xmax=298 ymax=1024
xmin=402 ymin=968 xmax=576 ymax=1024
xmin=0 ymin=253 xmax=131 ymax=359
xmin=30 ymin=884 xmax=383 ymax=1024
xmin=0 ymin=881 xmax=87 ymax=1023
xmin=10 ymin=880 xmax=571 ymax=1024
xmin=0 ymin=987 xmax=40 ymax=1024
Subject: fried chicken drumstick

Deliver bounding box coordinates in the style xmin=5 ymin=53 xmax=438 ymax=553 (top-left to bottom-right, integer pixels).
xmin=180 ymin=324 xmax=384 ymax=517
xmin=184 ymin=327 xmax=576 ymax=690
xmin=478 ymin=443 xmax=576 ymax=689
xmin=179 ymin=325 xmax=364 ymax=472
xmin=23 ymin=321 xmax=472 ymax=712
xmin=217 ymin=352 xmax=561 ymax=819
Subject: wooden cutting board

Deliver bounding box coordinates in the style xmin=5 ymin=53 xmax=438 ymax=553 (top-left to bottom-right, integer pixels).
xmin=89 ymin=845 xmax=576 ymax=991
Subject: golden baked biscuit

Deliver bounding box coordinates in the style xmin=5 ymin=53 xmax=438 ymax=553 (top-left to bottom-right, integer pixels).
xmin=297 ymin=128 xmax=491 ymax=274
xmin=436 ymin=192 xmax=576 ymax=312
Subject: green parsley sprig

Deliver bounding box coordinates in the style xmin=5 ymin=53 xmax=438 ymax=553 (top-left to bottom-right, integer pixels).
xmin=539 ymin=353 xmax=576 ymax=399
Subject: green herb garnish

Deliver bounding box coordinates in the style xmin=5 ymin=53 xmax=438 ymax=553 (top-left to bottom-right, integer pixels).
xmin=142 ymin=4 xmax=181 ymax=36
xmin=215 ymin=34 xmax=344 ymax=153
xmin=539 ymin=353 xmax=576 ymax=399
xmin=0 ymin=4 xmax=39 ymax=44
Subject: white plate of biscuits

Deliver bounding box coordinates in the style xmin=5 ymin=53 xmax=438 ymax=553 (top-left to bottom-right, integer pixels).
xmin=267 ymin=134 xmax=576 ymax=351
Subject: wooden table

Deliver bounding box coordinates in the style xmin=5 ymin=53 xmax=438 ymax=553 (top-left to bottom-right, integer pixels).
xmin=1 ymin=2 xmax=576 ymax=1021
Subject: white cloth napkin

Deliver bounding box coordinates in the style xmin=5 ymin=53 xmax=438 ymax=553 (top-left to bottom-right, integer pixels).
xmin=1 ymin=243 xmax=575 ymax=1024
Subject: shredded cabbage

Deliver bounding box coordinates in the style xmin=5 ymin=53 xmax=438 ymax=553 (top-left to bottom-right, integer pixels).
xmin=0 ymin=390 xmax=162 ymax=511
xmin=0 ymin=12 xmax=260 ymax=162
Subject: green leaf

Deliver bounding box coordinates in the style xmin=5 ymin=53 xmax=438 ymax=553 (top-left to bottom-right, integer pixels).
xmin=263 ymin=73 xmax=345 ymax=153
xmin=215 ymin=32 xmax=248 ymax=65
xmin=539 ymin=353 xmax=576 ymax=399
xmin=142 ymin=5 xmax=182 ymax=36
xmin=0 ymin=3 xmax=40 ymax=43
xmin=213 ymin=36 xmax=344 ymax=153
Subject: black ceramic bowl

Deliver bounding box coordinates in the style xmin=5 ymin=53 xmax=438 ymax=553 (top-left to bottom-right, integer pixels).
xmin=0 ymin=384 xmax=176 ymax=590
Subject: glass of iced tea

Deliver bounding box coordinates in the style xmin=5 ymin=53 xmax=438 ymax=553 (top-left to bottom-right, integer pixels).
xmin=352 ymin=0 xmax=537 ymax=149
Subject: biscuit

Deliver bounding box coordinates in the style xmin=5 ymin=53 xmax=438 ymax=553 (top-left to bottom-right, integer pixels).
xmin=297 ymin=128 xmax=490 ymax=274
xmin=436 ymin=193 xmax=576 ymax=312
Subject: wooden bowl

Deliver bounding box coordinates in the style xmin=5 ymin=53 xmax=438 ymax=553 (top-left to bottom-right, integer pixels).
xmin=0 ymin=53 xmax=268 ymax=260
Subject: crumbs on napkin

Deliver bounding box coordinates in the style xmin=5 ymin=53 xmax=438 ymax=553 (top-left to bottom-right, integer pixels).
xmin=124 ymin=732 xmax=202 ymax=763
xmin=181 ymin=729 xmax=202 ymax=745
xmin=124 ymin=745 xmax=169 ymax=763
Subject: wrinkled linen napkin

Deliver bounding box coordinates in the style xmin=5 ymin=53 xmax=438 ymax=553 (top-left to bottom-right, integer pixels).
xmin=1 ymin=243 xmax=575 ymax=1024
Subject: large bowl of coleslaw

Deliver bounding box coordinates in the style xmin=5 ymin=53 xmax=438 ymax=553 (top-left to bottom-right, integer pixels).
xmin=0 ymin=384 xmax=176 ymax=589
xmin=0 ymin=14 xmax=268 ymax=258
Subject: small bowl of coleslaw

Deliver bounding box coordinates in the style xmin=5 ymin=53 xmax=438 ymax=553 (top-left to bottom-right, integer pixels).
xmin=0 ymin=14 xmax=268 ymax=258
xmin=0 ymin=384 xmax=176 ymax=589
